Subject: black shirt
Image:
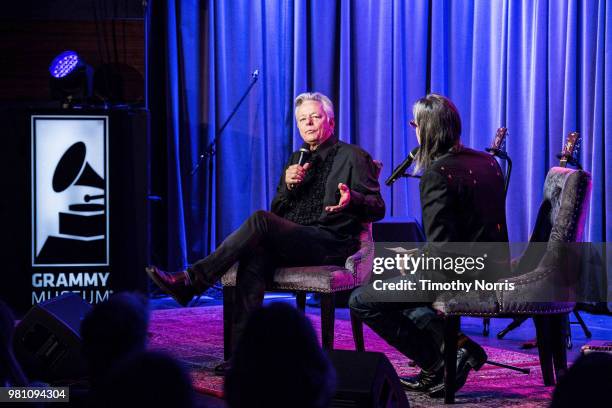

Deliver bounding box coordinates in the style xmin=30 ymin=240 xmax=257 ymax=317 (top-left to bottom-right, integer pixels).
xmin=282 ymin=142 xmax=340 ymax=226
xmin=271 ymin=136 xmax=385 ymax=238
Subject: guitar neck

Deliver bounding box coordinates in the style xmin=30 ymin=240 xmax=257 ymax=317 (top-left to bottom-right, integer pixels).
xmin=559 ymin=132 xmax=580 ymax=168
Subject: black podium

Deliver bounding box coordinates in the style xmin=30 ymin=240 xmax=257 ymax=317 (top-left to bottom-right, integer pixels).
xmin=0 ymin=106 xmax=149 ymax=313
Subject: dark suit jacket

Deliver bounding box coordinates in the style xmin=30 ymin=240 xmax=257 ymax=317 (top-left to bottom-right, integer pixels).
xmin=418 ymin=146 xmax=511 ymax=281
xmin=271 ymin=136 xmax=385 ymax=239
xmin=419 ymin=146 xmax=509 ymax=243
xmin=403 ymin=147 xmax=510 ymax=327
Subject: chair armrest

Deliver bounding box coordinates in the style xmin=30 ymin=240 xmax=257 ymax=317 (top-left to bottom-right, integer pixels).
xmin=433 ymin=290 xmax=499 ymax=315
xmin=497 ymin=266 xmax=576 ymax=314
xmin=345 ymin=241 xmax=375 ymax=285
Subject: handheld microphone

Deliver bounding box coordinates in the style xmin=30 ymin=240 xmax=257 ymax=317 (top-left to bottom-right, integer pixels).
xmin=385 ymin=147 xmax=419 ymax=186
xmin=297 ymin=148 xmax=311 ymax=166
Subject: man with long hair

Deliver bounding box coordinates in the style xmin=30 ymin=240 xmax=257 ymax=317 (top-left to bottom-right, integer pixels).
xmin=350 ymin=94 xmax=508 ymax=397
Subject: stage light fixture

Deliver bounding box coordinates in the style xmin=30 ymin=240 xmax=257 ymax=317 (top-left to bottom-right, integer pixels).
xmin=49 ymin=51 xmax=80 ymax=78
xmin=49 ymin=51 xmax=93 ymax=109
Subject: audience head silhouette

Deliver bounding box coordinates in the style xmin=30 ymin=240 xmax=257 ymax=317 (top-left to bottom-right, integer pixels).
xmin=95 ymin=350 xmax=194 ymax=408
xmin=225 ymin=302 xmax=336 ymax=408
xmin=80 ymin=292 xmax=149 ymax=386
xmin=0 ymin=299 xmax=27 ymax=386
xmin=550 ymin=352 xmax=612 ymax=408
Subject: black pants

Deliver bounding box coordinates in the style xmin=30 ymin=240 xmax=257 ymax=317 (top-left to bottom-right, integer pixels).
xmin=188 ymin=210 xmax=358 ymax=349
xmin=349 ymin=275 xmax=445 ymax=371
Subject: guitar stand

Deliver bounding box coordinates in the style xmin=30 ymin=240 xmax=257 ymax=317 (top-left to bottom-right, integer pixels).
xmin=572 ymin=310 xmax=592 ymax=338
xmin=486 ymin=359 xmax=530 ymax=374
xmin=497 ymin=316 xmax=529 ymax=339
xmin=482 ymin=142 xmax=512 ymax=336
xmin=497 ymin=311 xmax=592 ymax=349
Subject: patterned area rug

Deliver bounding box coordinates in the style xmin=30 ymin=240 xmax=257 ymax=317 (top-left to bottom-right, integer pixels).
xmin=149 ymin=306 xmax=552 ymax=407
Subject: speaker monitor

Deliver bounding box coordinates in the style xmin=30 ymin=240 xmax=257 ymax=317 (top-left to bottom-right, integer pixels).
xmin=13 ymin=293 xmax=92 ymax=382
xmin=329 ymin=350 xmax=410 ymax=408
xmin=372 ymin=219 xmax=425 ymax=243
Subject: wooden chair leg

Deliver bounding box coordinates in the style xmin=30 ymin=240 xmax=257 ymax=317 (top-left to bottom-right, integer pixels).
xmin=551 ymin=314 xmax=569 ymax=381
xmin=534 ymin=315 xmax=555 ymax=386
xmin=223 ymin=286 xmax=235 ymax=361
xmin=320 ymin=293 xmax=336 ymax=351
xmin=443 ymin=316 xmax=460 ymax=404
xmin=350 ymin=309 xmax=365 ymax=352
xmin=296 ymin=292 xmax=306 ymax=313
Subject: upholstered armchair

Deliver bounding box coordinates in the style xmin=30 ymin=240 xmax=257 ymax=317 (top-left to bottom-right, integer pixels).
xmin=221 ymin=225 xmax=374 ymax=359
xmin=433 ymin=166 xmax=592 ymax=404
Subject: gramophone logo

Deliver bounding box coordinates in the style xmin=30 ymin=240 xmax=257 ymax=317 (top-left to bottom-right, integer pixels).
xmin=32 ymin=116 xmax=109 ymax=266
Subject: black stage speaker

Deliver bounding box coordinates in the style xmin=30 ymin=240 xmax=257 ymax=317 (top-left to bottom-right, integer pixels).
xmin=329 ymin=350 xmax=410 ymax=408
xmin=13 ymin=293 xmax=92 ymax=382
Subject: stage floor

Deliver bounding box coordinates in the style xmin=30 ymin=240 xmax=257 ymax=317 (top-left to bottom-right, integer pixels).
xmin=149 ymin=295 xmax=612 ymax=408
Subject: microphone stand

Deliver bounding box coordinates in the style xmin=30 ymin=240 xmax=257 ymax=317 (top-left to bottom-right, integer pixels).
xmin=185 ymin=70 xmax=259 ymax=304
xmin=191 ymin=69 xmax=260 ymax=176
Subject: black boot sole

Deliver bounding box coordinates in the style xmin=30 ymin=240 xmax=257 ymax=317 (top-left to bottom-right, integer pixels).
xmin=466 ymin=348 xmax=487 ymax=371
xmin=427 ymin=364 xmax=472 ymax=398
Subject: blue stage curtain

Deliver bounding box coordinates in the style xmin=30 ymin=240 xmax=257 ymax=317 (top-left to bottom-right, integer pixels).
xmin=151 ymin=0 xmax=611 ymax=269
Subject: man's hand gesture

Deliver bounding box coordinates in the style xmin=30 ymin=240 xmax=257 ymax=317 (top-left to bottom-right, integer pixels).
xmin=325 ymin=183 xmax=351 ymax=213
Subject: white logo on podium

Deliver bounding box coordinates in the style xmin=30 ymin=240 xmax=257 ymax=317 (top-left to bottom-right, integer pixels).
xmin=32 ymin=116 xmax=109 ymax=266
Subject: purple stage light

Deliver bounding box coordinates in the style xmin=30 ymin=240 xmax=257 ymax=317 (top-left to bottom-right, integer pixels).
xmin=49 ymin=51 xmax=80 ymax=78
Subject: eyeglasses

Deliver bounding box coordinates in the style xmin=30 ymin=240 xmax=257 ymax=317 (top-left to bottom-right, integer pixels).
xmin=409 ymin=120 xmax=418 ymax=128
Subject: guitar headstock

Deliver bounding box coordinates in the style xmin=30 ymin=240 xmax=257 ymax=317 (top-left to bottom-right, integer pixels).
xmin=491 ymin=127 xmax=508 ymax=151
xmin=559 ymin=132 xmax=581 ymax=168
xmin=486 ymin=127 xmax=510 ymax=195
xmin=486 ymin=127 xmax=508 ymax=160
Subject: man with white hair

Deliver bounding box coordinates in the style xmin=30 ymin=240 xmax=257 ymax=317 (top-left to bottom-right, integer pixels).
xmin=147 ymin=92 xmax=384 ymax=368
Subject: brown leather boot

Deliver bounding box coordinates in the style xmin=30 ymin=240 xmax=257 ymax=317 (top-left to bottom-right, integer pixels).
xmin=145 ymin=266 xmax=197 ymax=307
